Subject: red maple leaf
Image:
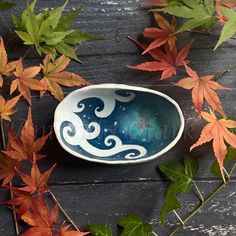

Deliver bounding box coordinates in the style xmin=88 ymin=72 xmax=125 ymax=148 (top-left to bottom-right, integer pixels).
xmin=1 ymin=186 xmax=34 ymax=219
xmin=191 ymin=110 xmax=236 ymax=181
xmin=3 ymin=108 xmax=50 ymax=161
xmin=21 ymin=196 xmax=58 ymax=236
xmin=0 ymin=153 xmax=22 ymax=186
xmin=55 ymin=224 xmax=89 ymax=236
xmin=142 ymin=13 xmax=176 ymax=54
xmin=175 ymin=63 xmax=228 ymax=116
xmin=17 ymin=159 xmax=56 ymax=194
xmin=128 ymin=36 xmax=193 ymax=80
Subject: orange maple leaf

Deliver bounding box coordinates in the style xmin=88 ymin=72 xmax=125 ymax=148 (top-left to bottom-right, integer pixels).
xmin=1 ymin=186 xmax=34 ymax=219
xmin=0 ymin=153 xmax=22 ymax=186
xmin=21 ymin=196 xmax=58 ymax=236
xmin=3 ymin=108 xmax=50 ymax=161
xmin=11 ymin=58 xmax=45 ymax=105
xmin=0 ymin=37 xmax=17 ymax=87
xmin=191 ymin=110 xmax=236 ymax=180
xmin=0 ymin=95 xmax=21 ymax=121
xmin=40 ymin=55 xmax=90 ymax=101
xmin=17 ymin=159 xmax=56 ymax=194
xmin=142 ymin=13 xmax=176 ymax=54
xmin=175 ymin=64 xmax=228 ymax=116
xmin=128 ymin=36 xmax=192 ymax=80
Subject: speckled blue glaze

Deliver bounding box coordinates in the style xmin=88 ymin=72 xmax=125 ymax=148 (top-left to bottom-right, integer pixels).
xmin=54 ymin=84 xmax=184 ymax=164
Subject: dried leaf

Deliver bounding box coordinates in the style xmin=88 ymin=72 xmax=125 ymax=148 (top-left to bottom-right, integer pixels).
xmin=0 ymin=95 xmax=21 ymax=121
xmin=40 ymin=54 xmax=90 ymax=101
xmin=3 ymin=108 xmax=50 ymax=161
xmin=0 ymin=37 xmax=17 ymax=87
xmin=17 ymin=159 xmax=56 ymax=194
xmin=175 ymin=63 xmax=228 ymax=115
xmin=11 ymin=58 xmax=45 ymax=105
xmin=21 ymin=196 xmax=58 ymax=236
xmin=142 ymin=13 xmax=176 ymax=53
xmin=191 ymin=110 xmax=236 ymax=180
xmin=128 ymin=36 xmax=193 ymax=80
xmin=0 ymin=153 xmax=21 ymax=186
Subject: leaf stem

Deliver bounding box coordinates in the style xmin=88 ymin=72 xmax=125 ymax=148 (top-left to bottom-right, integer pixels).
xmin=173 ymin=210 xmax=184 ymax=226
xmin=187 ymin=29 xmax=236 ymax=40
xmin=193 ymin=181 xmax=204 ymax=202
xmin=223 ymin=167 xmax=230 ymax=180
xmin=169 ymin=161 xmax=236 ymax=236
xmin=0 ymin=119 xmax=19 ymax=236
xmin=48 ymin=189 xmax=80 ymax=231
xmin=152 ymin=231 xmax=159 ymax=236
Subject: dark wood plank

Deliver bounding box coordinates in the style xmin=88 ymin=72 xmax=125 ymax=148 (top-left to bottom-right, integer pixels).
xmin=0 ymin=189 xmax=15 ymax=236
xmin=45 ymin=180 xmax=236 ymax=236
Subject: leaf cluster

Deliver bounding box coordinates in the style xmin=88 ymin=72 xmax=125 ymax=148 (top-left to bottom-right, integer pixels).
xmin=158 ymin=156 xmax=199 ymax=224
xmin=0 ymin=37 xmax=90 ymax=104
xmin=88 ymin=214 xmax=153 ymax=236
xmin=148 ymin=0 xmax=236 ymax=49
xmin=12 ymin=0 xmax=103 ymax=61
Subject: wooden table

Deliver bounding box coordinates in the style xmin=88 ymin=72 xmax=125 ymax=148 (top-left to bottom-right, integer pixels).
xmin=1 ymin=1 xmax=236 ymax=235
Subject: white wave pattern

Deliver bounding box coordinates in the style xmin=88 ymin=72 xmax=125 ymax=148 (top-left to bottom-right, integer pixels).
xmin=60 ymin=89 xmax=147 ymax=159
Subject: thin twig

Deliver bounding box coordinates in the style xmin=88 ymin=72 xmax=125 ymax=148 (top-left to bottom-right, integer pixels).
xmin=168 ymin=162 xmax=236 ymax=236
xmin=215 ymin=63 xmax=236 ymax=81
xmin=223 ymin=167 xmax=230 ymax=180
xmin=22 ymin=47 xmax=32 ymax=60
xmin=173 ymin=210 xmax=184 ymax=226
xmin=0 ymin=119 xmax=20 ymax=235
xmin=0 ymin=15 xmax=13 ymax=33
xmin=48 ymin=189 xmax=80 ymax=231
xmin=152 ymin=231 xmax=159 ymax=236
xmin=187 ymin=29 xmax=236 ymax=40
xmin=193 ymin=181 xmax=204 ymax=203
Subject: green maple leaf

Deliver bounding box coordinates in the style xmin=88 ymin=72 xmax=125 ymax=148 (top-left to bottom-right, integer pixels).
xmin=12 ymin=0 xmax=103 ymax=61
xmin=87 ymin=224 xmax=113 ymax=236
xmin=158 ymin=0 xmax=216 ymax=33
xmin=214 ymin=7 xmax=236 ymax=50
xmin=0 ymin=0 xmax=16 ymax=11
xmin=118 ymin=214 xmax=153 ymax=236
xmin=159 ymin=156 xmax=199 ymax=224
xmin=211 ymin=146 xmax=236 ymax=178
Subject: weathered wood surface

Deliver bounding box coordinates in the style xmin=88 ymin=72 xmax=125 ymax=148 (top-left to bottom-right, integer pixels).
xmin=0 ymin=0 xmax=236 ymax=235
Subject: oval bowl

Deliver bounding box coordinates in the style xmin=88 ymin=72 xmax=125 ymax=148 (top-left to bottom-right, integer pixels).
xmin=54 ymin=84 xmax=185 ymax=164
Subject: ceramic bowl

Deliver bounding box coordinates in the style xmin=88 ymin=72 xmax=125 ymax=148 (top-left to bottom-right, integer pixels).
xmin=54 ymin=84 xmax=184 ymax=164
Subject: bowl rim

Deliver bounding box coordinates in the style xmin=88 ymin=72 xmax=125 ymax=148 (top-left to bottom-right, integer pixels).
xmin=54 ymin=83 xmax=185 ymax=164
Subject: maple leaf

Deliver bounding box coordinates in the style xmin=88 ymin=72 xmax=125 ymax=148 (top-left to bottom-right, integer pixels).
xmin=190 ymin=110 xmax=236 ymax=180
xmin=142 ymin=13 xmax=176 ymax=54
xmin=0 ymin=95 xmax=21 ymax=121
xmin=0 ymin=37 xmax=17 ymax=87
xmin=215 ymin=7 xmax=236 ymax=49
xmin=16 ymin=158 xmax=56 ymax=194
xmin=40 ymin=54 xmax=90 ymax=101
xmin=159 ymin=0 xmax=216 ymax=33
xmin=0 ymin=153 xmax=21 ymax=186
xmin=55 ymin=224 xmax=89 ymax=236
xmin=11 ymin=58 xmax=45 ymax=105
xmin=175 ymin=63 xmax=228 ymax=116
xmin=3 ymin=108 xmax=50 ymax=161
xmin=1 ymin=186 xmax=34 ymax=219
xmin=128 ymin=36 xmax=193 ymax=80
xmin=21 ymin=196 xmax=58 ymax=236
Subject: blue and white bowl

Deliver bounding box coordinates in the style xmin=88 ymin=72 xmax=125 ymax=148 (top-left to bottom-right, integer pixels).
xmin=54 ymin=84 xmax=184 ymax=164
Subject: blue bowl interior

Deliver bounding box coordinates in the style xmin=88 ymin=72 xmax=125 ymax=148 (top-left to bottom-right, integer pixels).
xmin=58 ymin=88 xmax=182 ymax=162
